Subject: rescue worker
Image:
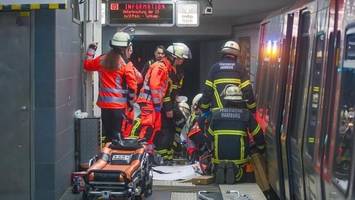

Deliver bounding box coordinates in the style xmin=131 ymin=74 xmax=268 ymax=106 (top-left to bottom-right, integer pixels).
xmin=133 ymin=43 xmax=191 ymax=154
xmin=83 ymin=32 xmax=137 ymax=142
xmin=199 ymin=41 xmax=256 ymax=113
xmin=154 ymin=44 xmax=191 ymax=163
xmin=207 ymin=85 xmax=265 ymax=184
xmin=122 ymin=66 xmax=143 ymax=138
xmin=181 ymin=93 xmax=209 ymax=163
xmin=141 ymin=45 xmax=165 ymax=78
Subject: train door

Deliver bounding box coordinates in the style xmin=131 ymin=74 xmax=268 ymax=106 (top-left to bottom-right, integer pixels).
xmin=328 ymin=26 xmax=355 ymax=199
xmin=302 ymin=31 xmax=326 ymax=200
xmin=279 ymin=13 xmax=295 ymax=200
xmin=0 ymin=12 xmax=32 ymax=199
xmin=286 ymin=9 xmax=311 ymax=200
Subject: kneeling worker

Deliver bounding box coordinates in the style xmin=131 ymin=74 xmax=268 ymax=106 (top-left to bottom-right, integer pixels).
xmin=207 ymin=85 xmax=265 ymax=184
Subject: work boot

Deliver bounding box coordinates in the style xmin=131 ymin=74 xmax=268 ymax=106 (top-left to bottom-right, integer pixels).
xmin=215 ymin=162 xmax=226 ymax=184
xmin=225 ymin=162 xmax=235 ymax=184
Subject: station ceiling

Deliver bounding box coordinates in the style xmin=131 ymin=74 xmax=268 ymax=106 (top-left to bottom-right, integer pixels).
xmin=207 ymin=0 xmax=297 ymax=24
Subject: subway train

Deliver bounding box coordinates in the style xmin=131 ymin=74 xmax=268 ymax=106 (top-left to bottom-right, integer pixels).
xmin=255 ymin=0 xmax=355 ymax=199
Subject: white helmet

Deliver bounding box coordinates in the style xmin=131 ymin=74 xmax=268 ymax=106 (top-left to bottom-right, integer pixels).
xmin=166 ymin=43 xmax=192 ymax=59
xmin=221 ymin=41 xmax=240 ymax=57
xmin=110 ymin=31 xmax=132 ymax=47
xmin=221 ymin=84 xmax=243 ymax=101
xmin=178 ymin=102 xmax=191 ymax=119
xmin=192 ymin=93 xmax=203 ymax=110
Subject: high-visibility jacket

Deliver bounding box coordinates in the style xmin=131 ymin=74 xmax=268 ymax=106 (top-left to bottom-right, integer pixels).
xmin=137 ymin=57 xmax=171 ymax=110
xmin=199 ymin=57 xmax=256 ymax=113
xmin=208 ymin=107 xmax=265 ymax=165
xmin=84 ymin=55 xmax=138 ymax=109
xmin=122 ymin=67 xmax=143 ymax=138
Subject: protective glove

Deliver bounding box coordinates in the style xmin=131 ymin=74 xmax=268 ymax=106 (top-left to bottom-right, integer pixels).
xmin=86 ymin=43 xmax=98 ymax=58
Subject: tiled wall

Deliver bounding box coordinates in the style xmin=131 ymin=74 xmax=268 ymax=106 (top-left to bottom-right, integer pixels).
xmin=34 ymin=8 xmax=82 ymax=200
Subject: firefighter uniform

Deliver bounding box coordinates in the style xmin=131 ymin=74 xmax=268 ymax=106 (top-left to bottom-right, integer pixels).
xmin=84 ymin=55 xmax=137 ymax=141
xmin=208 ymin=107 xmax=265 ymax=183
xmin=199 ymin=57 xmax=256 ymax=113
xmin=155 ymin=66 xmax=185 ymax=161
xmin=134 ymin=57 xmax=172 ymax=144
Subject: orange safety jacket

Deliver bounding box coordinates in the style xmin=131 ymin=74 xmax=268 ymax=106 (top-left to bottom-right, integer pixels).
xmin=137 ymin=57 xmax=172 ymax=110
xmin=84 ymin=55 xmax=138 ymax=109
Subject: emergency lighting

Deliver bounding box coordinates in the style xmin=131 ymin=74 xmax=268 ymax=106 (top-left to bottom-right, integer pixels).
xmin=272 ymin=41 xmax=278 ymax=57
xmin=265 ymin=40 xmax=278 ymax=59
xmin=266 ymin=40 xmax=272 ymax=56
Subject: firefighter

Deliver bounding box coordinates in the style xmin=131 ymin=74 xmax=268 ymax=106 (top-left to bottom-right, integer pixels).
xmin=133 ymin=43 xmax=192 ymax=153
xmin=83 ymin=31 xmax=137 ymax=142
xmin=199 ymin=41 xmax=256 ymax=113
xmin=154 ymin=44 xmax=191 ymax=163
xmin=207 ymin=85 xmax=265 ymax=184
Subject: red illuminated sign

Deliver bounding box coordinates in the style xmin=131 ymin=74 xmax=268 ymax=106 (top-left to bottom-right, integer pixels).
xmin=108 ymin=1 xmax=174 ymax=26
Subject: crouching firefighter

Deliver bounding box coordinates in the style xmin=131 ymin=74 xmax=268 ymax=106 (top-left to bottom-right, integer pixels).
xmin=208 ymin=85 xmax=265 ymax=184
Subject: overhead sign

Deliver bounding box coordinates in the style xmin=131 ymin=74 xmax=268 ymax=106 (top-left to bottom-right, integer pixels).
xmin=108 ymin=1 xmax=174 ymax=26
xmin=176 ymin=1 xmax=199 ymax=27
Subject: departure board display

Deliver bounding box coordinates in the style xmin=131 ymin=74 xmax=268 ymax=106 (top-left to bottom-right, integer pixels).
xmin=108 ymin=1 xmax=174 ymax=26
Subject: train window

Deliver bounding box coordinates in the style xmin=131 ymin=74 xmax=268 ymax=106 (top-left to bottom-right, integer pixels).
xmin=332 ymin=28 xmax=355 ymax=194
xmin=304 ymin=32 xmax=325 ymax=159
xmin=346 ymin=32 xmax=355 ymax=60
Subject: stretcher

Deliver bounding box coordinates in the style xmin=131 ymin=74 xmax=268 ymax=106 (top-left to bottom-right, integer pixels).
xmin=82 ymin=138 xmax=153 ymax=200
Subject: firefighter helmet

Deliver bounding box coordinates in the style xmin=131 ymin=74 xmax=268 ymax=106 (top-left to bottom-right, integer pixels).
xmin=192 ymin=93 xmax=203 ymax=110
xmin=110 ymin=31 xmax=132 ymax=47
xmin=222 ymin=84 xmax=243 ymax=101
xmin=221 ymin=41 xmax=240 ymax=57
xmin=178 ymin=102 xmax=191 ymax=119
xmin=166 ymin=43 xmax=192 ymax=59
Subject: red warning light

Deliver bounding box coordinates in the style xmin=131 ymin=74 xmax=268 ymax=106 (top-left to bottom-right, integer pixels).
xmin=110 ymin=3 xmax=119 ymax=11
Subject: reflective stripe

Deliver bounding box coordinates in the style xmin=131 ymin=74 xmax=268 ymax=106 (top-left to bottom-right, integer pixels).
xmin=214 ymin=130 xmax=247 ymax=136
xmin=151 ymin=89 xmax=160 ymax=94
xmin=163 ymin=97 xmax=171 ymax=102
xmin=214 ymin=78 xmax=241 ymax=85
xmin=139 ymin=93 xmax=151 ymax=101
xmin=100 ymin=87 xmax=128 ymax=94
xmin=251 ymin=125 xmax=261 ymax=136
xmin=175 ymin=127 xmax=182 ymax=132
xmin=208 ymin=127 xmax=214 ymax=135
xmin=143 ymin=84 xmax=150 ymax=91
xmin=247 ymin=102 xmax=256 ymax=109
xmin=212 ymin=158 xmax=248 ymax=165
xmin=240 ymin=136 xmax=245 ymax=160
xmin=240 ymin=80 xmax=251 ymax=89
xmin=171 ymin=85 xmax=178 ymax=89
xmin=200 ymin=103 xmax=210 ymax=109
xmin=153 ymin=98 xmax=161 ymax=104
xmin=205 ymin=80 xmax=213 ymax=88
xmin=98 ymin=96 xmax=127 ymax=103
xmin=214 ymin=89 xmax=223 ymax=109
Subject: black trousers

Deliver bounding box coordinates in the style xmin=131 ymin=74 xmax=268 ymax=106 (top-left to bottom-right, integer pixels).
xmin=101 ymin=108 xmax=125 ymax=141
xmin=154 ymin=112 xmax=175 ymax=150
